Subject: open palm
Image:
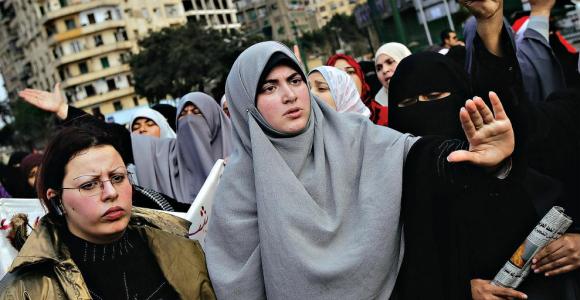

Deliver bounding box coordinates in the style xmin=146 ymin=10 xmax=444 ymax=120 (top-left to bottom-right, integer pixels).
xmin=18 ymin=83 xmax=68 ymax=119
xmin=448 ymin=92 xmax=514 ymax=168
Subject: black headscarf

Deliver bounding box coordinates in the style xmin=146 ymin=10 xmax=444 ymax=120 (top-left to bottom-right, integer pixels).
xmin=388 ymin=52 xmax=471 ymax=139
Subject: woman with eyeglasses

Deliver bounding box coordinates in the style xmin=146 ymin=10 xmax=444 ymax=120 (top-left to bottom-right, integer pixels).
xmin=0 ymin=126 xmax=216 ymax=299
xmin=18 ymin=86 xmax=232 ymax=206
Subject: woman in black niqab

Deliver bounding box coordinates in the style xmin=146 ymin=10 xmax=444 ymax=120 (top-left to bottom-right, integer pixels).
xmin=389 ymin=52 xmax=552 ymax=299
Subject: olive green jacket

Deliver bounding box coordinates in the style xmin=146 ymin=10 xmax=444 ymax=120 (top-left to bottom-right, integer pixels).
xmin=0 ymin=207 xmax=216 ymax=300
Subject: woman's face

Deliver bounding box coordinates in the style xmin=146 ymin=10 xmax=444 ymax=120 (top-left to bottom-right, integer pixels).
xmin=222 ymin=100 xmax=230 ymax=118
xmin=308 ymin=71 xmax=336 ymax=110
xmin=27 ymin=166 xmax=38 ymax=189
xmin=375 ymin=54 xmax=398 ymax=89
xmin=131 ymin=117 xmax=161 ymax=138
xmin=48 ymin=145 xmax=132 ymax=244
xmin=332 ymin=59 xmax=363 ymax=96
xmin=178 ymin=103 xmax=203 ymax=120
xmin=256 ymin=65 xmax=311 ymax=134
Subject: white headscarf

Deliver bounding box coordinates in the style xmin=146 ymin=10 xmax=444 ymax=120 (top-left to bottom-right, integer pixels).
xmin=220 ymin=95 xmax=227 ymax=109
xmin=130 ymin=107 xmax=176 ymax=139
xmin=310 ymin=66 xmax=371 ymax=117
xmin=374 ymin=42 xmax=412 ymax=63
xmin=374 ymin=42 xmax=412 ymax=107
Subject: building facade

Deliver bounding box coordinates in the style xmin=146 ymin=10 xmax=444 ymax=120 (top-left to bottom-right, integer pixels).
xmin=182 ymin=0 xmax=240 ymax=31
xmin=234 ymin=0 xmax=317 ymax=41
xmin=1 ymin=0 xmax=239 ymax=116
xmin=313 ymin=0 xmax=366 ymax=27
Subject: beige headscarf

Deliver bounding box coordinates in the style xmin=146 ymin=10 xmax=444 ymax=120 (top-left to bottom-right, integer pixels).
xmin=374 ymin=42 xmax=412 ymax=106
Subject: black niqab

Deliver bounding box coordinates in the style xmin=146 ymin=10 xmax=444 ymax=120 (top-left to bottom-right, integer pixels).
xmin=388 ymin=52 xmax=471 ymax=138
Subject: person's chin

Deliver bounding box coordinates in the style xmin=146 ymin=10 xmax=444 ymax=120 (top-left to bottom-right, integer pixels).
xmin=284 ymin=120 xmax=308 ymax=134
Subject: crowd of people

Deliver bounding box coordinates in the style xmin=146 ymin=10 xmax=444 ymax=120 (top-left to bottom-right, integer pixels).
xmin=1 ymin=0 xmax=579 ymax=299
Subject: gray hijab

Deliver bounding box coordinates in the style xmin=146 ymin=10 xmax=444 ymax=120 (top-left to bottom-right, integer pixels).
xmin=131 ymin=92 xmax=232 ymax=204
xmin=205 ymin=41 xmax=418 ymax=299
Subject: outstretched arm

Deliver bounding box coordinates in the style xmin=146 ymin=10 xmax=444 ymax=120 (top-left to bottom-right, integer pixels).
xmin=460 ymin=0 xmax=504 ymax=57
xmin=448 ymin=91 xmax=514 ymax=169
xmin=18 ymin=83 xmax=69 ymax=120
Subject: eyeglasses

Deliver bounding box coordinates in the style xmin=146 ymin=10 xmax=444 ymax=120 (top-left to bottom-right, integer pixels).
xmin=60 ymin=172 xmax=133 ymax=198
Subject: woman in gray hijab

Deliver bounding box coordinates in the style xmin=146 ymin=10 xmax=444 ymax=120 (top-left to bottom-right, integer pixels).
xmin=205 ymin=41 xmax=516 ymax=299
xmin=132 ymin=92 xmax=232 ymax=204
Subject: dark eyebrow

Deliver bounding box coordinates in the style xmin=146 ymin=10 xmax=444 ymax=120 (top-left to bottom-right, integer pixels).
xmin=287 ymin=72 xmax=300 ymax=80
xmin=72 ymin=166 xmax=126 ymax=181
xmin=261 ymin=79 xmax=278 ymax=86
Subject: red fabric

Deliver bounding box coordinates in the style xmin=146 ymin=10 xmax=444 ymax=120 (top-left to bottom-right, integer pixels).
xmin=326 ymin=54 xmax=371 ymax=102
xmin=368 ymin=100 xmax=389 ymax=127
xmin=326 ymin=54 xmax=388 ymax=126
xmin=555 ymin=31 xmax=578 ymax=54
xmin=512 ymin=16 xmax=529 ymax=33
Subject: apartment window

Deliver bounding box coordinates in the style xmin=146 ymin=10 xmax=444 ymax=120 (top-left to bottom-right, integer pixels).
xmin=127 ymin=75 xmax=134 ymax=86
xmin=87 ymin=13 xmax=96 ymax=24
xmin=52 ymin=46 xmax=63 ymax=59
xmin=218 ymin=14 xmax=225 ymax=24
xmin=78 ymin=62 xmax=88 ymax=74
xmin=115 ymin=28 xmax=128 ymax=41
xmin=248 ymin=10 xmax=256 ymax=21
xmin=58 ymin=66 xmax=71 ymax=80
xmin=183 ymin=0 xmax=194 ymax=11
xmin=65 ymin=18 xmax=76 ymax=30
xmin=39 ymin=6 xmax=45 ymax=16
xmin=113 ymin=100 xmax=123 ymax=111
xmin=105 ymin=10 xmax=113 ymax=20
xmin=226 ymin=14 xmax=232 ymax=23
xmin=46 ymin=23 xmax=56 ymax=37
xmin=133 ymin=96 xmax=139 ymax=106
xmin=142 ymin=8 xmax=150 ymax=19
xmin=71 ymin=40 xmax=82 ymax=53
xmin=100 ymin=57 xmax=110 ymax=69
xmin=165 ymin=4 xmax=179 ymax=17
xmin=120 ymin=52 xmax=131 ymax=64
xmin=85 ymin=85 xmax=96 ymax=97
xmin=195 ymin=0 xmax=203 ymax=10
xmin=153 ymin=7 xmax=161 ymax=17
xmin=106 ymin=79 xmax=117 ymax=91
xmin=59 ymin=0 xmax=68 ymax=8
xmin=66 ymin=89 xmax=77 ymax=103
xmin=213 ymin=0 xmax=220 ymax=9
xmin=94 ymin=34 xmax=103 ymax=46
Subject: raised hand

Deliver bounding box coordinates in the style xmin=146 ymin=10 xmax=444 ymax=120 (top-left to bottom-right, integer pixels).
xmin=470 ymin=279 xmax=527 ymax=300
xmin=532 ymin=233 xmax=580 ymax=276
xmin=459 ymin=0 xmax=504 ymax=56
xmin=458 ymin=0 xmax=502 ymax=20
xmin=530 ymin=0 xmax=556 ymax=17
xmin=18 ymin=82 xmax=68 ymax=120
xmin=447 ymin=92 xmax=514 ymax=168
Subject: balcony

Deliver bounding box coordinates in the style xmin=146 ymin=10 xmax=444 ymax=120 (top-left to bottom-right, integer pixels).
xmin=62 ymin=64 xmax=131 ymax=88
xmin=184 ymin=8 xmax=237 ymax=16
xmin=48 ymin=19 xmax=126 ymax=45
xmin=74 ymin=86 xmax=134 ymax=109
xmin=54 ymin=40 xmax=133 ymax=67
xmin=41 ymin=0 xmax=120 ymax=23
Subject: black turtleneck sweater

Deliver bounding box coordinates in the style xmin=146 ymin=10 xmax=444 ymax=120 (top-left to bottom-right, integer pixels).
xmin=63 ymin=228 xmax=180 ymax=300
